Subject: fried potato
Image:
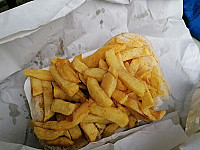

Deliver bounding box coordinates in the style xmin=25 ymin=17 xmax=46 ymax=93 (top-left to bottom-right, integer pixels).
xmin=51 ymin=57 xmax=70 ymax=66
xmin=24 ymin=68 xmax=54 ymax=81
xmin=105 ymin=49 xmax=145 ymax=97
xmin=150 ymin=109 xmax=166 ymax=121
xmin=56 ymin=59 xmax=80 ymax=83
xmin=124 ymin=98 xmax=143 ymax=115
xmin=116 ymin=79 xmax=127 ymax=91
xmin=56 ymin=113 xmax=67 ymax=121
xmin=128 ymin=115 xmax=137 ymax=129
xmin=128 ymin=92 xmax=139 ymax=100
xmin=30 ymin=77 xmax=43 ymax=96
xmin=51 ymin=99 xmax=80 ymax=116
xmin=108 ymin=66 xmax=118 ymax=78
xmin=129 ymin=58 xmax=139 ymax=76
xmin=72 ymin=55 xmax=89 ymax=74
xmin=102 ymin=123 xmax=118 ymax=138
xmin=79 ymin=73 xmax=87 ymax=85
xmin=101 ymin=72 xmax=117 ymax=98
xmin=116 ymin=52 xmax=126 ymax=69
xmin=81 ymin=114 xmax=111 ymax=124
xmin=80 ymin=123 xmax=99 ymax=142
xmin=50 ymin=65 xmax=79 ymax=97
xmin=141 ymin=107 xmax=156 ymax=121
xmin=141 ymin=84 xmax=154 ymax=109
xmin=95 ymin=123 xmax=106 ymax=130
xmin=99 ymin=58 xmax=108 ymax=71
xmin=112 ymin=89 xmax=128 ymax=104
xmin=33 ymin=100 xmax=93 ymax=130
xmin=84 ymin=68 xmax=107 ymax=82
xmin=82 ymin=44 xmax=126 ymax=68
xmin=42 ymin=81 xmax=54 ymax=122
xmin=34 ymin=127 xmax=64 ymax=140
xmin=69 ymin=125 xmax=82 ymax=140
xmin=120 ymin=47 xmax=150 ymax=61
xmin=90 ymin=103 xmax=129 ymax=128
xmin=128 ymin=108 xmax=149 ymax=122
xmin=79 ymin=84 xmax=87 ymax=90
xmin=87 ymin=78 xmax=113 ymax=107
xmin=46 ymin=137 xmax=74 ymax=147
xmin=124 ymin=61 xmax=131 ymax=73
xmin=52 ymin=82 xmax=86 ymax=103
xmin=117 ymin=105 xmax=131 ymax=116
xmin=64 ymin=130 xmax=71 ymax=140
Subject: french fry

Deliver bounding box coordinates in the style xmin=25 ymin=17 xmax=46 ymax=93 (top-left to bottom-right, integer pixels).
xmin=81 ymin=114 xmax=111 ymax=124
xmin=90 ymin=103 xmax=129 ymax=128
xmin=51 ymin=99 xmax=80 ymax=116
xmin=128 ymin=108 xmax=149 ymax=122
xmin=80 ymin=123 xmax=99 ymax=142
xmin=56 ymin=113 xmax=67 ymax=121
xmin=141 ymin=84 xmax=154 ymax=109
xmin=42 ymin=81 xmax=54 ymax=122
xmin=128 ymin=115 xmax=137 ymax=128
xmin=150 ymin=109 xmax=166 ymax=121
xmin=79 ymin=73 xmax=87 ymax=85
xmin=102 ymin=123 xmax=118 ymax=138
xmin=34 ymin=127 xmax=64 ymax=140
xmin=24 ymin=68 xmax=54 ymax=81
xmin=101 ymin=72 xmax=117 ymax=98
xmin=51 ymin=57 xmax=70 ymax=66
xmin=72 ymin=55 xmax=89 ymax=74
xmin=79 ymin=84 xmax=87 ymax=90
xmin=105 ymin=49 xmax=145 ymax=97
xmin=50 ymin=65 xmax=79 ymax=97
xmin=128 ymin=92 xmax=139 ymax=100
xmin=116 ymin=52 xmax=126 ymax=70
xmin=124 ymin=98 xmax=143 ymax=115
xmin=32 ymin=100 xmax=93 ymax=130
xmin=116 ymin=79 xmax=127 ymax=91
xmin=141 ymin=107 xmax=156 ymax=121
xmin=30 ymin=77 xmax=43 ymax=96
xmin=112 ymin=89 xmax=128 ymax=104
xmin=120 ymin=47 xmax=150 ymax=61
xmin=117 ymin=105 xmax=131 ymax=116
xmin=46 ymin=137 xmax=74 ymax=147
xmin=87 ymin=78 xmax=113 ymax=107
xmin=64 ymin=130 xmax=71 ymax=140
xmin=56 ymin=59 xmax=80 ymax=83
xmin=129 ymin=58 xmax=139 ymax=76
xmin=99 ymin=58 xmax=108 ymax=71
xmin=84 ymin=68 xmax=107 ymax=82
xmin=108 ymin=66 xmax=118 ymax=78
xmin=52 ymin=82 xmax=86 ymax=103
xmin=68 ymin=125 xmax=82 ymax=140
xmin=95 ymin=123 xmax=106 ymax=130
xmin=82 ymin=44 xmax=126 ymax=68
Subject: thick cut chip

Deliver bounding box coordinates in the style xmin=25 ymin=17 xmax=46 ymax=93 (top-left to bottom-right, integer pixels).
xmin=24 ymin=68 xmax=54 ymax=81
xmin=83 ymin=44 xmax=126 ymax=68
xmin=51 ymin=57 xmax=70 ymax=66
xmin=124 ymin=99 xmax=143 ymax=115
xmin=56 ymin=113 xmax=67 ymax=121
xmin=95 ymin=123 xmax=106 ymax=130
xmin=81 ymin=114 xmax=111 ymax=124
xmin=102 ymin=123 xmax=118 ymax=138
xmin=149 ymin=109 xmax=166 ymax=121
xmin=128 ymin=92 xmax=139 ymax=100
xmin=99 ymin=58 xmax=109 ymax=71
xmin=112 ymin=89 xmax=128 ymax=104
xmin=52 ymin=82 xmax=86 ymax=103
xmin=117 ymin=105 xmax=131 ymax=116
xmin=34 ymin=127 xmax=64 ymax=140
xmin=79 ymin=73 xmax=87 ymax=85
xmin=141 ymin=108 xmax=156 ymax=121
xmin=30 ymin=77 xmax=43 ymax=96
xmin=68 ymin=125 xmax=82 ymax=140
xmin=30 ymin=94 xmax=44 ymax=122
xmin=84 ymin=68 xmax=107 ymax=82
xmin=105 ymin=49 xmax=145 ymax=97
xmin=46 ymin=137 xmax=74 ymax=147
xmin=80 ymin=123 xmax=99 ymax=142
xmin=141 ymin=84 xmax=154 ymax=109
xmin=42 ymin=81 xmax=54 ymax=122
xmin=129 ymin=59 xmax=139 ymax=76
xmin=51 ymin=99 xmax=80 ymax=116
xmin=32 ymin=100 xmax=93 ymax=130
xmin=90 ymin=103 xmax=129 ymax=128
xmin=116 ymin=79 xmax=127 ymax=91
xmin=108 ymin=66 xmax=118 ymax=78
xmin=128 ymin=108 xmax=149 ymax=122
xmin=72 ymin=55 xmax=89 ymax=74
xmin=128 ymin=115 xmax=137 ymax=129
xmin=116 ymin=52 xmax=126 ymax=69
xmin=56 ymin=59 xmax=80 ymax=83
xmin=101 ymin=72 xmax=117 ymax=98
xmin=50 ymin=65 xmax=79 ymax=97
xmin=120 ymin=47 xmax=150 ymax=61
xmin=64 ymin=130 xmax=71 ymax=139
xmin=87 ymin=78 xmax=113 ymax=107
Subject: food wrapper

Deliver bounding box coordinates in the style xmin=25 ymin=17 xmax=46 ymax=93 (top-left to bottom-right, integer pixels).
xmin=0 ymin=0 xmax=200 ymax=149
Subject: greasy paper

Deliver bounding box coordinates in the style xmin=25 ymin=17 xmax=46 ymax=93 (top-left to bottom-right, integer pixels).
xmin=0 ymin=0 xmax=200 ymax=149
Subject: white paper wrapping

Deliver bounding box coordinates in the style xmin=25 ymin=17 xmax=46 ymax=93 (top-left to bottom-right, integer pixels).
xmin=0 ymin=0 xmax=200 ymax=149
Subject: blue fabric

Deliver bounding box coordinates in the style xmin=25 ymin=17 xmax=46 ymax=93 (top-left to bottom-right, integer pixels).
xmin=183 ymin=0 xmax=200 ymax=41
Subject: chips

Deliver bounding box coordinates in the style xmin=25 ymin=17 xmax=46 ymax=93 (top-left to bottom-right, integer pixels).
xmin=25 ymin=33 xmax=169 ymax=148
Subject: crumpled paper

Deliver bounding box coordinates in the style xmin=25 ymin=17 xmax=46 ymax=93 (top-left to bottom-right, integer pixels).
xmin=0 ymin=0 xmax=200 ymax=149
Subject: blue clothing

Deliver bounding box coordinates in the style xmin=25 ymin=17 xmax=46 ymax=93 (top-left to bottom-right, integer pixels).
xmin=183 ymin=0 xmax=200 ymax=40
